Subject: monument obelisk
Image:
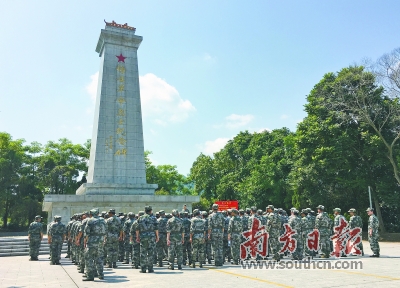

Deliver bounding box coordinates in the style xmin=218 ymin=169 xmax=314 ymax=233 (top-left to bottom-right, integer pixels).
xmin=77 ymin=20 xmax=157 ymax=195
xmin=43 ymin=21 xmax=199 ymax=224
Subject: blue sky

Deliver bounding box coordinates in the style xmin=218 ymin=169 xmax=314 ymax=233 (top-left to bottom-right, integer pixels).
xmin=0 ymin=1 xmax=399 ymax=175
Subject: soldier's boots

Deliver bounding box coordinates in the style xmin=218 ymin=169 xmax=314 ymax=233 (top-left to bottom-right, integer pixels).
xmin=65 ymin=255 xmax=70 ymax=258
xmin=370 ymin=253 xmax=380 ymax=257
xmin=139 ymin=267 xmax=147 ymax=273
xmin=123 ymin=260 xmax=129 ymax=264
xmin=191 ymin=262 xmax=195 ymax=268
xmin=103 ymin=260 xmax=107 ymax=266
xmin=132 ymin=264 xmax=139 ymax=269
xmin=168 ymin=264 xmax=174 ymax=270
xmin=208 ymin=259 xmax=212 ymax=264
xmin=78 ymin=267 xmax=84 ymax=273
xmin=148 ymin=268 xmax=154 ymax=273
xmin=82 ymin=277 xmax=94 ymax=281
xmin=112 ymin=262 xmax=117 ymax=268
xmin=177 ymin=265 xmax=182 ymax=270
xmin=55 ymin=261 xmax=61 ymax=265
xmin=107 ymin=263 xmax=113 ymax=268
xmin=98 ymin=275 xmax=104 ymax=280
xmin=157 ymin=261 xmax=163 ymax=267
xmin=199 ymin=263 xmax=203 ymax=268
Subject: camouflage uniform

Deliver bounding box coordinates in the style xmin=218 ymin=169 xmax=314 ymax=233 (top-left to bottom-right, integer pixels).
xmin=209 ymin=208 xmax=225 ymax=266
xmin=182 ymin=214 xmax=192 ymax=265
xmin=129 ymin=215 xmax=141 ymax=268
xmin=105 ymin=213 xmax=122 ymax=266
xmin=48 ymin=217 xmax=66 ymax=265
xmin=28 ymin=219 xmax=43 ymax=259
xmin=288 ymin=213 xmax=303 ymax=260
xmin=315 ymin=210 xmax=331 ymax=258
xmin=368 ymin=213 xmax=380 ymax=255
xmin=66 ymin=217 xmax=75 ymax=258
xmin=349 ymin=213 xmax=364 ymax=254
xmin=123 ymin=215 xmax=134 ymax=263
xmin=136 ymin=211 xmax=158 ymax=272
xmin=223 ymin=213 xmax=231 ymax=262
xmin=118 ymin=215 xmax=126 ymax=261
xmin=77 ymin=217 xmax=89 ymax=273
xmin=71 ymin=218 xmax=81 ymax=265
xmin=302 ymin=211 xmax=315 ymax=256
xmin=190 ymin=212 xmax=206 ymax=267
xmin=228 ymin=213 xmax=242 ymax=264
xmin=202 ymin=212 xmax=212 ymax=263
xmin=265 ymin=210 xmax=281 ymax=260
xmin=156 ymin=213 xmax=168 ymax=266
xmin=84 ymin=211 xmax=106 ymax=280
xmin=167 ymin=213 xmax=184 ymax=269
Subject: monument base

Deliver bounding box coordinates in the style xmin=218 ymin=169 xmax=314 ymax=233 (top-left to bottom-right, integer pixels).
xmin=76 ymin=183 xmax=158 ymax=195
xmin=42 ymin=194 xmax=200 ymax=225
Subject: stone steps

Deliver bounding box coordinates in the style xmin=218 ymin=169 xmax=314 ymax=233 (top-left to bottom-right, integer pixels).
xmin=0 ymin=237 xmax=67 ymax=257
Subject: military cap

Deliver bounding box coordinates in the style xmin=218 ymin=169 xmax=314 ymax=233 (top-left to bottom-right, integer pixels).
xmin=145 ymin=206 xmax=152 ymax=213
xmin=293 ymin=209 xmax=299 ymax=215
xmin=109 ymin=209 xmax=116 ymax=214
xmin=278 ymin=208 xmax=283 ymax=212
xmin=266 ymin=205 xmax=274 ymax=210
xmin=310 ymin=210 xmax=315 ymax=214
xmin=118 ymin=212 xmax=124 ymax=216
xmin=54 ymin=215 xmax=62 ymax=221
xmin=172 ymin=209 xmax=178 ymax=216
xmin=202 ymin=211 xmax=208 ymax=216
xmin=290 ymin=207 xmax=296 ymax=211
xmin=183 ymin=211 xmax=188 ymax=215
xmin=333 ymin=208 xmax=341 ymax=213
xmin=159 ymin=210 xmax=165 ymax=214
xmin=82 ymin=211 xmax=89 ymax=215
xmin=212 ymin=204 xmax=219 ymax=210
xmin=239 ymin=209 xmax=244 ymax=213
xmin=301 ymin=209 xmax=307 ymax=214
xmin=128 ymin=212 xmax=135 ymax=217
xmin=231 ymin=208 xmax=238 ymax=214
xmin=348 ymin=208 xmax=356 ymax=213
xmin=366 ymin=207 xmax=374 ymax=212
xmin=222 ymin=211 xmax=227 ymax=216
xmin=138 ymin=211 xmax=145 ymax=216
xmin=306 ymin=208 xmax=311 ymax=213
xmin=155 ymin=212 xmax=160 ymax=216
xmin=316 ymin=205 xmax=325 ymax=210
xmin=35 ymin=215 xmax=43 ymax=220
xmin=245 ymin=208 xmax=251 ymax=213
xmin=193 ymin=209 xmax=199 ymax=215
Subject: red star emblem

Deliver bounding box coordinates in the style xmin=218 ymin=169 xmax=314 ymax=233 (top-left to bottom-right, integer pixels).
xmin=116 ymin=53 xmax=126 ymax=62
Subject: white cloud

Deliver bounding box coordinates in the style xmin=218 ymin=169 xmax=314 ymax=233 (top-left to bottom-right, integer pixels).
xmin=139 ymin=73 xmax=196 ymax=124
xmin=280 ymin=114 xmax=289 ymax=119
xmin=86 ymin=72 xmax=99 ymax=102
xmin=202 ymin=137 xmax=230 ymax=155
xmin=258 ymin=128 xmax=271 ymax=133
xmin=225 ymin=114 xmax=254 ymax=129
xmin=203 ymin=53 xmax=216 ymax=62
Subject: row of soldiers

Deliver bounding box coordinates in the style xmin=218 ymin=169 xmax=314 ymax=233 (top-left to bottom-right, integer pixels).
xmin=28 ymin=203 xmax=380 ymax=281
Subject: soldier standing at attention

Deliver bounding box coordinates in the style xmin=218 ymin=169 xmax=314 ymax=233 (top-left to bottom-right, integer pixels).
xmin=182 ymin=212 xmax=192 ymax=265
xmin=348 ymin=208 xmax=364 ymax=256
xmin=366 ymin=208 xmax=380 ymax=257
xmin=314 ymin=205 xmax=331 ymax=258
xmin=288 ymin=209 xmax=303 ymax=260
xmin=28 ymin=215 xmax=43 ymax=261
xmin=190 ymin=209 xmax=206 ymax=268
xmin=122 ymin=212 xmax=135 ymax=264
xmin=118 ymin=213 xmax=126 ymax=262
xmin=167 ymin=209 xmax=184 ymax=270
xmin=228 ymin=208 xmax=242 ymax=265
xmin=65 ymin=215 xmax=76 ymax=259
xmin=75 ymin=212 xmax=89 ymax=274
xmin=48 ymin=215 xmax=66 ymax=265
xmin=156 ymin=210 xmax=168 ymax=267
xmin=208 ymin=204 xmax=225 ymax=266
xmin=182 ymin=204 xmax=190 ymax=213
xmin=202 ymin=211 xmax=212 ymax=264
xmin=265 ymin=205 xmax=281 ymax=261
xmin=83 ymin=208 xmax=105 ymax=281
xmin=136 ymin=206 xmax=159 ymax=273
xmin=105 ymin=209 xmax=123 ymax=268
xmin=130 ymin=211 xmax=144 ymax=269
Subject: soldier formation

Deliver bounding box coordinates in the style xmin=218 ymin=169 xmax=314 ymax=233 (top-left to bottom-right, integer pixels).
xmin=27 ymin=203 xmax=380 ymax=281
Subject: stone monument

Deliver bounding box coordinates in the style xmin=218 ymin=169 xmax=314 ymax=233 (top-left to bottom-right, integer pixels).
xmin=43 ymin=21 xmax=199 ymax=223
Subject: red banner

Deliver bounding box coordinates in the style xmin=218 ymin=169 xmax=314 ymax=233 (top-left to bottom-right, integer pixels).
xmin=215 ymin=200 xmax=239 ymax=211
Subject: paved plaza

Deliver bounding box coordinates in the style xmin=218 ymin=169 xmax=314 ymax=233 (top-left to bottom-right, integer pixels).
xmin=1 ymin=241 xmax=399 ymax=288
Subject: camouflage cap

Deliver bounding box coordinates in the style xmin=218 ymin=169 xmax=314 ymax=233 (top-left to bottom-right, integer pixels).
xmin=239 ymin=209 xmax=244 ymax=213
xmin=231 ymin=208 xmax=238 ymax=214
xmin=193 ymin=209 xmax=199 ymax=215
xmin=90 ymin=208 xmax=99 ymax=215
xmin=128 ymin=212 xmax=135 ymax=217
xmin=333 ymin=208 xmax=341 ymax=213
xmin=145 ymin=206 xmax=152 ymax=213
xmin=245 ymin=208 xmax=251 ymax=213
xmin=348 ymin=208 xmax=356 ymax=213
xmin=54 ymin=215 xmax=62 ymax=221
xmin=366 ymin=207 xmax=374 ymax=212
xmin=293 ymin=209 xmax=299 ymax=214
xmin=316 ymin=205 xmax=325 ymax=210
xmin=155 ymin=212 xmax=160 ymax=216
xmin=35 ymin=215 xmax=43 ymax=219
xmin=118 ymin=212 xmax=124 ymax=216
xmin=183 ymin=211 xmax=188 ymax=215
xmin=109 ymin=209 xmax=116 ymax=214
xmin=212 ymin=204 xmax=219 ymax=210
xmin=290 ymin=207 xmax=296 ymax=211
xmin=138 ymin=211 xmax=145 ymax=216
xmin=172 ymin=209 xmax=178 ymax=216
xmin=266 ymin=205 xmax=274 ymax=210
xmin=159 ymin=210 xmax=165 ymax=214
xmin=301 ymin=209 xmax=307 ymax=214
xmin=202 ymin=211 xmax=208 ymax=216
xmin=306 ymin=208 xmax=311 ymax=213
xmin=83 ymin=211 xmax=89 ymax=215
xmin=251 ymin=206 xmax=257 ymax=212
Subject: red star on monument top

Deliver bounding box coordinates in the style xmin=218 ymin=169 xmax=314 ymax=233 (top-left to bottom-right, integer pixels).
xmin=116 ymin=53 xmax=126 ymax=62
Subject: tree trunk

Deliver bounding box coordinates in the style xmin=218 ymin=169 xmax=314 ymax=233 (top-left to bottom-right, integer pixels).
xmin=2 ymin=194 xmax=9 ymax=229
xmin=374 ymin=198 xmax=386 ymax=233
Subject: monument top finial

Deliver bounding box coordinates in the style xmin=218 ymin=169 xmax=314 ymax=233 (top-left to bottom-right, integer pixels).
xmin=104 ymin=19 xmax=136 ymax=31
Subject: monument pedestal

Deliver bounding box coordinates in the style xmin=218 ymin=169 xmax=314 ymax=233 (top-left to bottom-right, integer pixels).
xmin=76 ymin=183 xmax=158 ymax=195
xmin=43 ymin=194 xmax=199 ymax=224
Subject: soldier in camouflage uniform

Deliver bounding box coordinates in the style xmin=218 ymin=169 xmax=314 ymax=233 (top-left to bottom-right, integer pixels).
xmin=228 ymin=209 xmax=242 ymax=265
xmin=28 ymin=215 xmax=43 ymax=261
xmin=315 ymin=205 xmax=331 ymax=258
xmin=167 ymin=209 xmax=184 ymax=270
xmin=209 ymin=204 xmax=226 ymax=266
xmin=71 ymin=214 xmax=82 ymax=266
xmin=366 ymin=208 xmax=380 ymax=257
xmin=156 ymin=210 xmax=168 ymax=267
xmin=83 ymin=208 xmax=106 ymax=281
xmin=48 ymin=215 xmax=66 ymax=265
xmin=348 ymin=208 xmax=364 ymax=255
xmin=122 ymin=212 xmax=135 ymax=264
xmin=202 ymin=211 xmax=212 ymax=264
xmin=105 ymin=209 xmax=123 ymax=268
xmin=65 ymin=215 xmax=76 ymax=259
xmin=75 ymin=212 xmax=89 ymax=274
xmin=135 ymin=206 xmax=159 ymax=273
xmin=130 ymin=211 xmax=144 ymax=269
xmin=222 ymin=210 xmax=231 ymax=263
xmin=265 ymin=205 xmax=281 ymax=261
xmin=288 ymin=209 xmax=303 ymax=260
xmin=301 ymin=208 xmax=315 ymax=257
xmin=190 ymin=209 xmax=206 ymax=268
xmin=118 ymin=213 xmax=126 ymax=262
xmin=182 ymin=212 xmax=192 ymax=265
